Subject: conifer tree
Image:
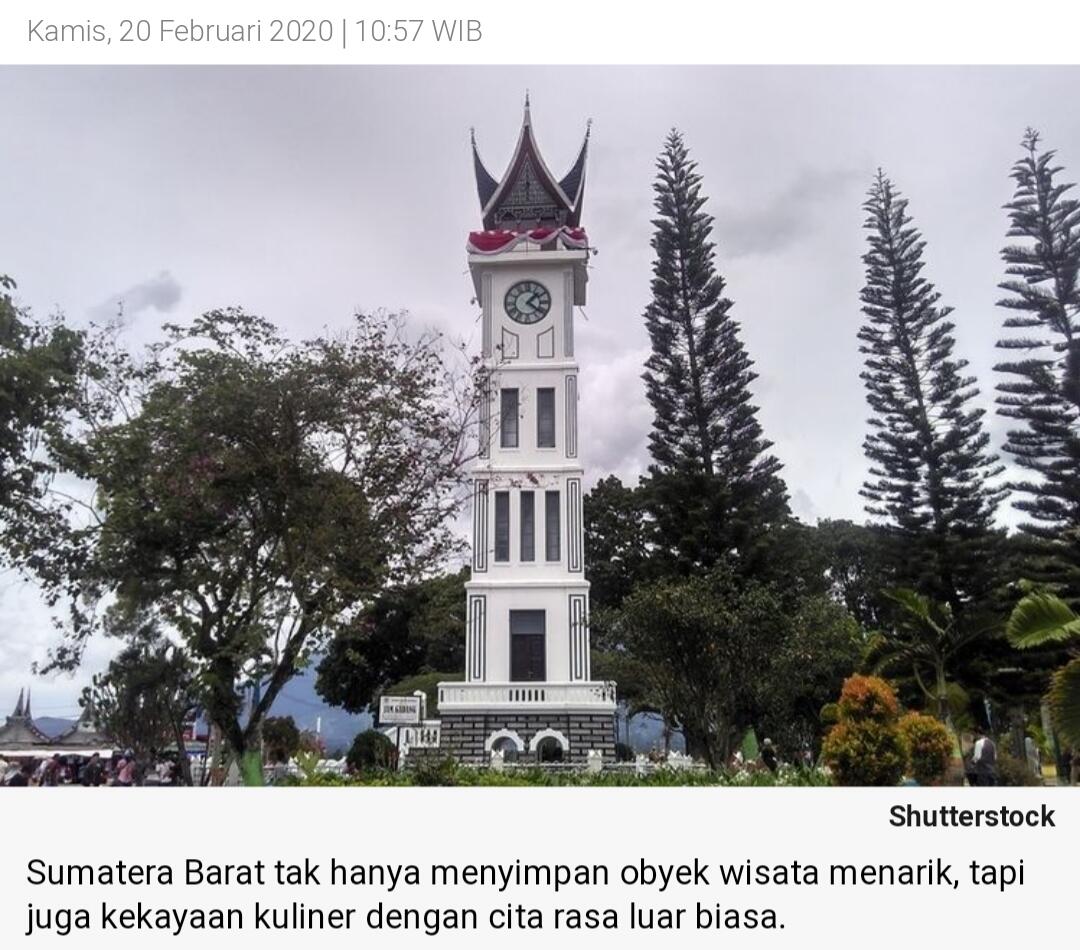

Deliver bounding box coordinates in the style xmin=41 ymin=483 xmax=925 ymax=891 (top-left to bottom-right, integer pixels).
xmin=996 ymin=130 xmax=1080 ymax=597
xmin=859 ymin=172 xmax=1004 ymax=610
xmin=642 ymin=130 xmax=787 ymax=571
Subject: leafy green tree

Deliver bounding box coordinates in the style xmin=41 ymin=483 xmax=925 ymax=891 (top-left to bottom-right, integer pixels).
xmin=757 ymin=594 xmax=863 ymax=755
xmin=859 ymin=173 xmax=1005 ymax=611
xmin=583 ymin=475 xmax=653 ymax=610
xmin=262 ymin=716 xmax=301 ymax=764
xmin=866 ymin=589 xmax=987 ymax=723
xmin=811 ymin=519 xmax=897 ymax=629
xmin=641 ymin=131 xmax=788 ymax=574
xmin=316 ymin=569 xmax=466 ymax=714
xmin=996 ymin=130 xmax=1080 ymax=597
xmin=347 ymin=729 xmax=397 ymax=771
xmin=52 ymin=309 xmax=475 ymax=784
xmin=1006 ymin=589 xmax=1080 ymax=747
xmin=0 ymin=274 xmax=89 ymax=603
xmin=83 ymin=624 xmax=198 ymax=784
xmin=617 ymin=572 xmax=769 ymax=766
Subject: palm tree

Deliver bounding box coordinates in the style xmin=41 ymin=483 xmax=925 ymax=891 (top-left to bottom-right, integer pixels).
xmin=1006 ymin=590 xmax=1080 ymax=747
xmin=866 ymin=589 xmax=985 ymax=723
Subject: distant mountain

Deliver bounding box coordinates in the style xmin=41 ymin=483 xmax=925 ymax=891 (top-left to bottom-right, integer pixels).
xmin=30 ymin=664 xmax=677 ymax=758
xmin=34 ymin=716 xmax=77 ymax=738
xmin=266 ymin=663 xmax=372 ymax=756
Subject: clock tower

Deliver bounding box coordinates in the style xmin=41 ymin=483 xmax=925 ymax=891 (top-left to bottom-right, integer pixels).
xmin=436 ymin=98 xmax=617 ymax=764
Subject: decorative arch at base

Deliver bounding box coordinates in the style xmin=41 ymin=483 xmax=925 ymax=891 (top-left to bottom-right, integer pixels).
xmin=484 ymin=728 xmax=525 ymax=753
xmin=528 ymin=727 xmax=569 ymax=753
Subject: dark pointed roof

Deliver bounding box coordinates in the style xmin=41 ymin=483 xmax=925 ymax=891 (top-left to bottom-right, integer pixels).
xmin=471 ymin=96 xmax=590 ymax=230
xmin=0 ymin=686 xmax=52 ymax=750
xmin=53 ymin=703 xmax=112 ymax=751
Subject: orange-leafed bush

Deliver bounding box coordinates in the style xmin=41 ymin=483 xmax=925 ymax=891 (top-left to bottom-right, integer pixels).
xmin=898 ymin=712 xmax=952 ymax=785
xmin=822 ymin=675 xmax=906 ymax=786
xmin=837 ymin=674 xmax=900 ymax=724
xmin=821 ymin=719 xmax=907 ymax=786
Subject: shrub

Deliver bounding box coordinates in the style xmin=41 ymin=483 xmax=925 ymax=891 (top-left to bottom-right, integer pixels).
xmin=821 ymin=675 xmax=906 ymax=786
xmin=821 ymin=720 xmax=907 ymax=786
xmin=837 ymin=675 xmax=900 ymax=723
xmin=898 ymin=712 xmax=952 ymax=785
xmin=995 ymin=752 xmax=1043 ymax=787
xmin=346 ymin=730 xmax=397 ymax=771
xmin=262 ymin=715 xmax=301 ymax=764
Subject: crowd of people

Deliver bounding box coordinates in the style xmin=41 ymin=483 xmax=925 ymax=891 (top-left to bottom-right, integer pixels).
xmin=0 ymin=753 xmax=172 ymax=787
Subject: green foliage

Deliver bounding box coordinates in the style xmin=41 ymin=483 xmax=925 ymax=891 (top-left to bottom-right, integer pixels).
xmin=1049 ymin=659 xmax=1080 ymax=748
xmin=641 ymin=130 xmax=788 ymax=572
xmin=294 ymin=763 xmax=834 ymax=787
xmin=0 ymin=274 xmax=93 ymax=615
xmin=1006 ymin=589 xmax=1080 ymax=747
xmin=995 ymin=130 xmax=1080 ymax=596
xmin=821 ymin=719 xmax=907 ymax=787
xmin=616 ymin=569 xmax=785 ymax=767
xmin=83 ymin=620 xmax=197 ymax=781
xmin=347 ymin=730 xmax=397 ymax=771
xmin=757 ymin=594 xmax=863 ymax=754
xmin=47 ymin=308 xmax=475 ymax=782
xmin=898 ymin=712 xmax=953 ymax=785
xmin=1006 ymin=590 xmax=1080 ymax=647
xmin=858 ymin=174 xmax=1004 ymax=608
xmin=822 ymin=676 xmax=907 ymax=786
xmin=583 ymin=475 xmax=654 ymax=610
xmin=867 ymin=589 xmax=987 ymax=721
xmin=262 ymin=716 xmax=301 ymax=764
xmin=995 ymin=752 xmax=1043 ymax=787
xmin=316 ymin=570 xmax=467 ymax=714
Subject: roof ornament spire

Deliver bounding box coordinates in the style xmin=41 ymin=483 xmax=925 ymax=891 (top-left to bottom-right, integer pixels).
xmin=24 ymin=687 xmax=32 ymax=720
xmin=12 ymin=687 xmax=25 ymax=718
xmin=471 ymin=97 xmax=591 ymax=230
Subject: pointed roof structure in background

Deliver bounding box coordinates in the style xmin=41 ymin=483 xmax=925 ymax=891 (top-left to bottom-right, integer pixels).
xmin=471 ymin=94 xmax=591 ymax=230
xmin=54 ymin=699 xmax=112 ymax=752
xmin=0 ymin=685 xmax=53 ymax=752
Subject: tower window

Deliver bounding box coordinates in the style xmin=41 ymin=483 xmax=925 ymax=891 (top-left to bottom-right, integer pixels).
xmin=510 ymin=609 xmax=546 ymax=682
xmin=537 ymin=387 xmax=556 ymax=447
xmin=500 ymin=388 xmax=519 ymax=448
xmin=520 ymin=491 xmax=535 ymax=562
xmin=494 ymin=491 xmax=510 ymax=562
xmin=545 ymin=490 xmax=561 ymax=561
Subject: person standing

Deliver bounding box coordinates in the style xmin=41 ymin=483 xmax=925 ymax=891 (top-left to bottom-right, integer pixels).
xmin=971 ymin=731 xmax=998 ymax=786
xmin=761 ymin=738 xmax=778 ymax=773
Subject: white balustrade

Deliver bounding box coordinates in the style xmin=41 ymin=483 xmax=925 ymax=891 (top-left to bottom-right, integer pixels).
xmin=437 ymin=681 xmax=617 ymax=711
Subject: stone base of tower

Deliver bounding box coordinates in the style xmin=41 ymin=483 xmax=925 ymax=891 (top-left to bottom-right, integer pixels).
xmin=439 ymin=710 xmax=616 ymax=765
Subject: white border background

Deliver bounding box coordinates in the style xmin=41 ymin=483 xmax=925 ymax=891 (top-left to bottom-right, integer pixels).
xmin=2 ymin=1 xmax=1080 ymax=64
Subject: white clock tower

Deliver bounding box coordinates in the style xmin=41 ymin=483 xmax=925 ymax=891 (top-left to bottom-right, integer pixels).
xmin=437 ymin=99 xmax=617 ymax=764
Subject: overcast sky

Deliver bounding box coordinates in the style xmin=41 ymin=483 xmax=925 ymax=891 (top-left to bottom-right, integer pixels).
xmin=2 ymin=66 xmax=1079 ymax=716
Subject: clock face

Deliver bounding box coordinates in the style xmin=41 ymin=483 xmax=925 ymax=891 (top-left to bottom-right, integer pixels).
xmin=504 ymin=280 xmax=551 ymax=325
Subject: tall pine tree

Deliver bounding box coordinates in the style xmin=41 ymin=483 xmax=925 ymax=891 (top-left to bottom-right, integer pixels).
xmin=642 ymin=131 xmax=787 ymax=572
xmin=859 ymin=172 xmax=1005 ymax=611
xmin=996 ymin=129 xmax=1080 ymax=598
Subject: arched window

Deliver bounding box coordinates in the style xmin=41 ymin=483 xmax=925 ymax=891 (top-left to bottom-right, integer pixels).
xmin=491 ymin=736 xmax=520 ymax=763
xmin=536 ymin=737 xmax=564 ymax=763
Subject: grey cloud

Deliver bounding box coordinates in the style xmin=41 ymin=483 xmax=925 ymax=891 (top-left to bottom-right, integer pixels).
xmin=717 ymin=167 xmax=862 ymax=259
xmin=89 ymin=270 xmax=182 ymax=323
